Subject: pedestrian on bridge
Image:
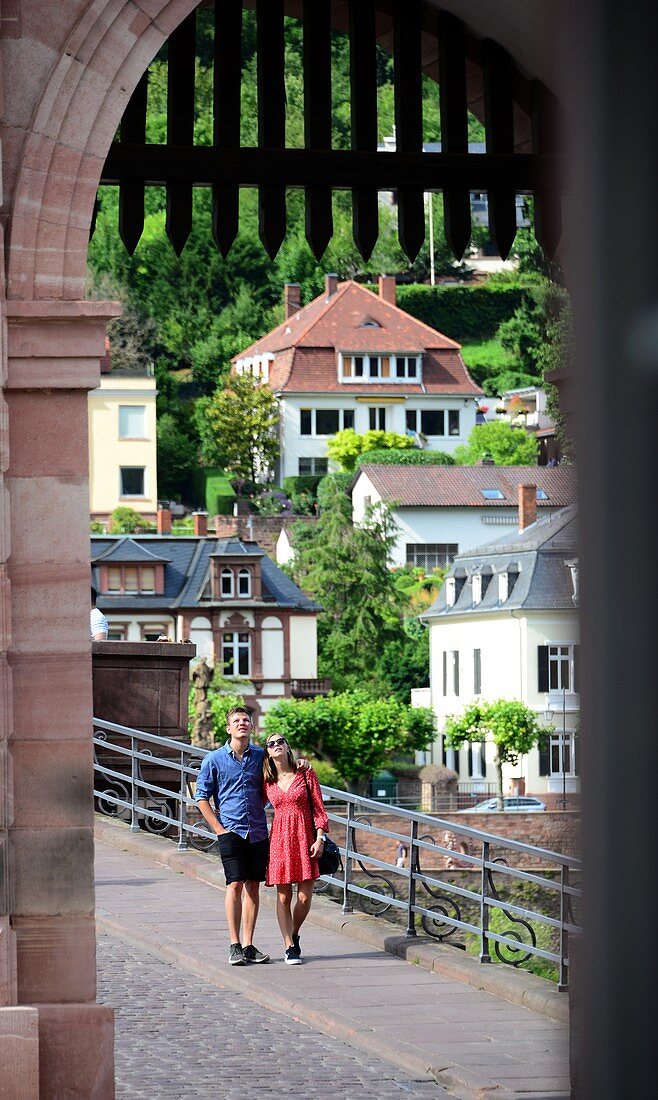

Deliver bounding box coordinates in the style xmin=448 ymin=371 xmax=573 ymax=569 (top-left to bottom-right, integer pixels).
xmin=263 ymin=736 xmax=330 ymax=965
xmin=195 ymin=706 xmax=271 ymax=967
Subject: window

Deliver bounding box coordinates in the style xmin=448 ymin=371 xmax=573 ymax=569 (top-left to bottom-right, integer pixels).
xmin=118 ymin=405 xmax=146 ymax=438
xmin=537 ymin=644 xmax=580 ymax=693
xmin=481 ymin=488 xmax=505 ymax=500
xmin=446 ymin=577 xmax=456 ymax=607
xmin=238 ymin=568 xmax=251 ymax=597
xmin=107 ymin=624 xmax=127 ymax=641
xmin=300 ymin=409 xmax=351 ymax=436
xmin=421 ymin=410 xmax=444 ymax=435
xmin=298 ymin=457 xmax=328 ymax=475
xmin=448 ymin=410 xmax=460 ymax=436
xmin=452 ymin=650 xmax=460 ymax=695
xmin=141 ymin=625 xmax=168 ymax=641
xmin=340 ymin=353 xmax=420 ymax=382
xmin=550 ymin=732 xmax=575 ymax=777
xmin=316 ymin=409 xmax=339 ymax=435
xmin=442 ymin=651 xmax=448 ymax=696
xmin=104 ymin=564 xmax=157 ymax=595
xmin=406 ymin=409 xmax=418 ymax=433
xmin=120 ymin=467 xmax=145 ymax=496
xmin=537 ymin=488 xmax=549 ymax=500
xmin=223 ymin=631 xmax=250 ymax=676
xmin=221 ymin=568 xmax=234 ymax=596
xmin=473 ymin=648 xmax=482 ymax=694
xmin=369 ymin=407 xmax=387 ymax=430
xmin=406 ymin=543 xmax=458 ymax=570
xmin=472 ymin=574 xmax=482 ymax=604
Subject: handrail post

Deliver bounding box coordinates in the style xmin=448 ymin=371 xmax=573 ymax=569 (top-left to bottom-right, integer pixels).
xmin=558 ymin=864 xmax=569 ymax=991
xmin=479 ymin=839 xmax=491 ymax=963
xmin=130 ymin=733 xmax=140 ymax=832
xmin=405 ymin=819 xmax=418 ymax=937
xmin=178 ymin=749 xmax=189 ymax=852
xmin=342 ymin=801 xmax=354 ymax=913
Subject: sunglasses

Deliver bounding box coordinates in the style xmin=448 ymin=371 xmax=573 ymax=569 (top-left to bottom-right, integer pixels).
xmin=266 ymin=738 xmax=287 ymax=749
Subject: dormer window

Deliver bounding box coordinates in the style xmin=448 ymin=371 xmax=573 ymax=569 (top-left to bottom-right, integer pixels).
xmin=472 ymin=573 xmax=482 ymax=604
xmin=106 ymin=564 xmax=156 ymax=594
xmin=221 ymin=568 xmax=234 ymax=596
xmin=446 ymin=577 xmax=456 ymax=607
xmin=498 ymin=564 xmax=519 ymax=602
xmin=238 ymin=568 xmax=251 ymax=597
xmin=339 ymin=352 xmax=421 ymax=383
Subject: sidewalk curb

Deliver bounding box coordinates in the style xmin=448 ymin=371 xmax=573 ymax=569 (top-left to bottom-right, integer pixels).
xmin=96 ymin=909 xmax=515 ymax=1100
xmin=94 ymin=816 xmax=569 ymax=1028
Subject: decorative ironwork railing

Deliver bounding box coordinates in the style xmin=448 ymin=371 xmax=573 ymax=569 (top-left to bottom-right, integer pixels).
xmin=93 ymin=716 xmax=580 ymax=990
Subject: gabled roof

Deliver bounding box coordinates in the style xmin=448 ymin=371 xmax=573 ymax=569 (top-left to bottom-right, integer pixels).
xmin=425 ymin=504 xmax=579 ymax=619
xmin=355 ymin=463 xmax=577 ymax=508
xmin=91 ymin=537 xmax=170 ymax=564
xmin=90 ymin=536 xmax=321 ymax=613
xmin=233 ymin=281 xmax=483 ymax=397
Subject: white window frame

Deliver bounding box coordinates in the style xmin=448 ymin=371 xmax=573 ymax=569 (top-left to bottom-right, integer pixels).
xmin=238 ymin=568 xmax=251 ymax=597
xmin=338 ymin=352 xmax=422 ymax=384
xmin=221 ymin=568 xmax=234 ymax=597
xmin=550 ymin=730 xmax=576 ymax=778
xmin=548 ymin=644 xmax=573 ymax=692
xmin=299 ymin=408 xmax=353 ymax=437
xmin=222 ymin=631 xmax=250 ymax=676
xmin=118 ymin=405 xmax=147 ymax=439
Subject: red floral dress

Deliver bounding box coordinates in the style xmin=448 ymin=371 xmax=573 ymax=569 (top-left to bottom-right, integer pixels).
xmin=265 ymin=766 xmax=329 ymax=886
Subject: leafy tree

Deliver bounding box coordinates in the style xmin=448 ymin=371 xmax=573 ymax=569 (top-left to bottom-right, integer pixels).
xmin=193 ymin=374 xmax=279 ymax=481
xmin=264 ymin=690 xmax=435 ymax=792
xmin=444 ymin=699 xmax=548 ymax=808
xmin=326 ymin=428 xmax=415 ymax=473
xmin=289 ymin=481 xmax=405 ymax=689
xmin=156 ymin=413 xmax=198 ymax=501
xmin=454 ymin=420 xmax=539 ymax=466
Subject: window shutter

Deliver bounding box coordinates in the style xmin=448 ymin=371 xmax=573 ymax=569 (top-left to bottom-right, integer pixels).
xmin=537 ymin=645 xmax=549 ymax=692
xmin=573 ymin=644 xmax=580 ymax=692
xmin=573 ymin=732 xmax=579 ymax=776
xmin=538 ymin=731 xmax=550 ymax=776
xmin=442 ymin=651 xmax=447 ymax=696
xmin=467 ymin=743 xmax=473 ymax=776
xmin=481 ymin=745 xmax=487 ymax=777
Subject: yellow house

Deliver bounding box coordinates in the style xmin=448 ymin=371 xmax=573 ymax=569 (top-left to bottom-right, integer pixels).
xmin=88 ymin=358 xmax=158 ymax=525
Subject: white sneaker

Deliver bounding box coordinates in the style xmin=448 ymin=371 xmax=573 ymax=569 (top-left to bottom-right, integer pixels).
xmin=284 ymin=946 xmax=302 ymax=965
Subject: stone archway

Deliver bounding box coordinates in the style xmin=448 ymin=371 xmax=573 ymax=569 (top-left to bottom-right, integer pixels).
xmin=1 ymin=2 xmax=564 ymax=1094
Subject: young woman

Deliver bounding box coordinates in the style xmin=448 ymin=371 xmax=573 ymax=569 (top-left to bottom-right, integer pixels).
xmin=263 ymin=735 xmax=330 ymax=964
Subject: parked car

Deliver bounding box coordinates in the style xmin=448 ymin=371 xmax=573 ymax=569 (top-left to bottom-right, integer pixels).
xmin=459 ymin=796 xmax=546 ymax=813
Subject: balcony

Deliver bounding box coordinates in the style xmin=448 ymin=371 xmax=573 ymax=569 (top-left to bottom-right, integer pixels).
xmin=290 ymin=677 xmax=332 ymax=697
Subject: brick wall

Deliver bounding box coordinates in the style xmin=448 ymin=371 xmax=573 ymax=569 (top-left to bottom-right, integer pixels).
xmin=214 ymin=514 xmax=316 ymax=558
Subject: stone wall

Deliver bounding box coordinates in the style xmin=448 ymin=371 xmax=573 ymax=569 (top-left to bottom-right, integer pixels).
xmin=214 ymin=514 xmax=316 ymax=559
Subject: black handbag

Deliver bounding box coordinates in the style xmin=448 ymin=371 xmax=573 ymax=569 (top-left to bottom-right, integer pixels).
xmin=302 ymin=770 xmax=342 ymax=876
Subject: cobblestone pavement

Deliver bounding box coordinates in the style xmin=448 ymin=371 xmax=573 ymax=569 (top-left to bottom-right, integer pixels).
xmin=97 ymin=931 xmax=450 ymax=1099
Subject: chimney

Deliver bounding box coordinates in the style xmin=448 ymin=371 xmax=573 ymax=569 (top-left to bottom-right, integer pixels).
xmin=378 ymin=275 xmax=396 ymax=306
xmin=193 ymin=511 xmax=208 ymax=537
xmin=518 ymin=484 xmax=537 ymax=531
xmin=325 ymin=273 xmax=338 ymax=298
xmin=284 ymin=283 xmax=301 ymax=319
xmin=157 ymin=505 xmax=172 ymax=535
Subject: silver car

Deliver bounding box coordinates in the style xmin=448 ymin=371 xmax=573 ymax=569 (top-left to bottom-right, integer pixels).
xmin=460 ymin=796 xmax=546 ymax=813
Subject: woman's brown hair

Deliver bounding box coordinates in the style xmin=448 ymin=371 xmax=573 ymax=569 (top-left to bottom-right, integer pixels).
xmin=263 ymin=739 xmax=297 ymax=783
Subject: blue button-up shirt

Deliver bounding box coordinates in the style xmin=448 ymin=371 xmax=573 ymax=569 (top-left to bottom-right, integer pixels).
xmin=195 ymin=741 xmax=268 ymax=842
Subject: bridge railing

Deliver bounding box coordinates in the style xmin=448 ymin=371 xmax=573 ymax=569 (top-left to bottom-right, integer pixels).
xmin=93 ymin=717 xmax=581 ymax=990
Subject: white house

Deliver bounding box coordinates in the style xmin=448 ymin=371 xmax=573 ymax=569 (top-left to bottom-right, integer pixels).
xmin=352 ymin=462 xmax=577 ymax=570
xmin=421 ymin=495 xmax=580 ymax=803
xmin=233 ymin=274 xmax=483 ymax=483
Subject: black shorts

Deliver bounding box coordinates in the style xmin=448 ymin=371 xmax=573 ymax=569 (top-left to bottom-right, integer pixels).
xmin=217 ymin=832 xmax=269 ymax=885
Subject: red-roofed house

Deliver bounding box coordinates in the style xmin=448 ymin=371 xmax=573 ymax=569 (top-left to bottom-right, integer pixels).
xmin=233 ymin=275 xmax=484 ymax=482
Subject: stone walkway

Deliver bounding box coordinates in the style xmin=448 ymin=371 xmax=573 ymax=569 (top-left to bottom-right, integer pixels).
xmin=94 ymin=822 xmax=571 ymax=1100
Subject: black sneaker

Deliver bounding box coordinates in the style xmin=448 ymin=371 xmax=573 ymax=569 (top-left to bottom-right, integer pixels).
xmin=292 ymin=932 xmax=301 ymax=957
xmin=284 ymin=946 xmax=302 ymax=965
xmin=243 ymin=944 xmax=270 ymax=964
xmin=229 ymin=943 xmax=245 ymax=966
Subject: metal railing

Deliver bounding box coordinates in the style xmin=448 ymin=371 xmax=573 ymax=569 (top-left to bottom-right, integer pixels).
xmin=93 ymin=717 xmax=581 ymax=990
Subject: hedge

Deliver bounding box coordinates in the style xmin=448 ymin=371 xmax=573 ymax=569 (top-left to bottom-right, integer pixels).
xmin=364 ymin=283 xmax=528 ymax=343
xmin=195 ymin=468 xmax=236 ymax=516
xmin=357 ymin=449 xmax=455 ymax=466
xmin=283 ymin=474 xmax=323 ymax=497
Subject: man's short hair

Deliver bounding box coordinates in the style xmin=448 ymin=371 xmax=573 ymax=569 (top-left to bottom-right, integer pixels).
xmin=226 ymin=705 xmax=252 ymax=724
xmin=91 ymin=585 xmax=98 ymax=603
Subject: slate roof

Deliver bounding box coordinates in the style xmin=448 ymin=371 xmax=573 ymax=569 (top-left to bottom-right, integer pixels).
xmin=90 ymin=536 xmax=321 ymax=613
xmin=355 ymin=463 xmax=577 ymax=508
xmin=233 ymin=281 xmax=483 ymax=397
xmin=424 ymin=504 xmax=579 ymax=618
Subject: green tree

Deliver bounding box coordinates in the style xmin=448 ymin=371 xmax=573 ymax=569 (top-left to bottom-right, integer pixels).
xmin=108 ymin=506 xmax=156 ymax=534
xmin=156 ymin=413 xmax=198 ymax=501
xmin=326 ymin=428 xmax=415 ymax=473
xmin=444 ymin=699 xmax=547 ymax=808
xmin=454 ymin=420 xmax=539 ymax=466
xmin=193 ymin=374 xmax=279 ymax=481
xmin=264 ymin=690 xmax=435 ymax=792
xmin=289 ymin=481 xmax=405 ymax=689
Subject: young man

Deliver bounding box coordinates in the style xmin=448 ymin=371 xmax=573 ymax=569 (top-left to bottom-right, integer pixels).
xmin=90 ymin=586 xmax=109 ymax=640
xmin=195 ymin=706 xmax=270 ymax=966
